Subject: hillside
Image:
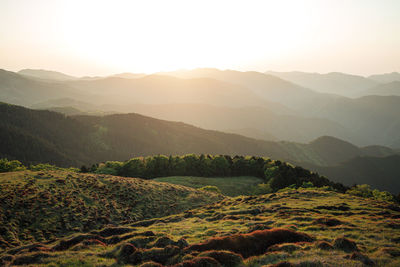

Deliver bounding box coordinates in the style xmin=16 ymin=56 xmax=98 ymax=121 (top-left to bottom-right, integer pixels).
xmin=301 ymin=155 xmax=400 ymax=194
xmin=0 ymin=69 xmax=268 ymax=108
xmin=154 ymin=176 xmax=264 ymax=197
xmin=0 ymin=69 xmax=86 ymax=106
xmin=298 ymin=95 xmax=400 ymax=147
xmin=109 ymin=103 xmax=354 ymax=144
xmin=18 ymin=69 xmax=77 ymax=81
xmin=266 ymin=71 xmax=378 ymax=97
xmin=361 ymin=81 xmax=400 ymax=96
xmin=160 ymin=68 xmax=322 ymax=108
xmin=0 ymin=170 xmax=221 ymax=249
xmin=1 ymin=187 xmax=399 ymax=266
xmin=368 ymin=72 xmax=400 ymax=83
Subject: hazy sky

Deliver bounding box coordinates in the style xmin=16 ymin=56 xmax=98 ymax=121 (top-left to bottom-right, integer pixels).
xmin=1 ymin=0 xmax=399 ymax=76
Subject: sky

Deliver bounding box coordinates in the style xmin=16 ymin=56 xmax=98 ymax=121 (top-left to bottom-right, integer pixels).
xmin=1 ymin=0 xmax=399 ymax=76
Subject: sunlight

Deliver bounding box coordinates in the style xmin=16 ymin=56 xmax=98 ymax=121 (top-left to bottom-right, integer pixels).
xmin=60 ymin=0 xmax=312 ymax=73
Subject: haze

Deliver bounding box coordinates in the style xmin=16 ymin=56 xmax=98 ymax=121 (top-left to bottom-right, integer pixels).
xmin=1 ymin=0 xmax=399 ymax=76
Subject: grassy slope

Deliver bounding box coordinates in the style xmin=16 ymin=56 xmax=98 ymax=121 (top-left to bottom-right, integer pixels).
xmin=1 ymin=188 xmax=399 ymax=266
xmin=154 ymin=176 xmax=263 ymax=197
xmin=0 ymin=170 xmax=222 ymax=249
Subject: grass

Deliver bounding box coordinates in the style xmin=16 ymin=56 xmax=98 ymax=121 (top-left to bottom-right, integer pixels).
xmin=0 ymin=170 xmax=222 ymax=249
xmin=1 ymin=170 xmax=400 ymax=266
xmin=154 ymin=176 xmax=263 ymax=196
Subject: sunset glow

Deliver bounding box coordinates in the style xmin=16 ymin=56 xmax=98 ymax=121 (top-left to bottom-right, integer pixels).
xmin=1 ymin=0 xmax=400 ymax=75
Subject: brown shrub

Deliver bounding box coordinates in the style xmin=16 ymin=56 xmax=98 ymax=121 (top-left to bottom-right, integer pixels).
xmin=350 ymin=252 xmax=374 ymax=266
xmin=139 ymin=261 xmax=163 ymax=267
xmin=52 ymin=234 xmax=105 ymax=251
xmin=94 ymin=226 xmax=134 ymax=237
xmin=153 ymin=236 xmax=189 ymax=248
xmin=267 ymin=243 xmax=301 ymax=253
xmin=315 ymin=241 xmax=333 ymax=250
xmin=198 ymin=250 xmax=243 ymax=267
xmin=174 ymin=256 xmax=221 ymax=267
xmin=333 ymin=237 xmax=358 ymax=252
xmin=186 ymin=228 xmax=313 ymax=258
xmin=11 ymin=252 xmax=52 ymax=265
xmin=376 ymin=247 xmax=400 ymax=257
xmin=128 ymin=245 xmax=182 ymax=265
xmin=268 ymin=262 xmax=294 ymax=267
xmin=117 ymin=243 xmax=137 ymax=263
xmin=314 ymin=217 xmax=343 ymax=227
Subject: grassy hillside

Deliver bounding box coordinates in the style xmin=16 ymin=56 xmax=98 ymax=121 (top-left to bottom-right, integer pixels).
xmin=1 ymin=188 xmax=399 ymax=266
xmin=0 ymin=170 xmax=221 ymax=249
xmin=154 ymin=176 xmax=263 ymax=197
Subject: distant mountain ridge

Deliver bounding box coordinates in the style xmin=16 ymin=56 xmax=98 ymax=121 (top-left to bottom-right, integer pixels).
xmin=368 ymin=72 xmax=400 ymax=83
xmin=18 ymin=69 xmax=78 ymax=81
xmin=266 ymin=70 xmax=378 ymax=96
xmin=362 ymin=81 xmax=400 ymax=96
xmin=2 ymin=68 xmax=400 ymax=147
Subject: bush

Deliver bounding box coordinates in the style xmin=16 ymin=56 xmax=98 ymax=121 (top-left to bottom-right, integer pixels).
xmin=301 ymin=181 xmax=314 ymax=188
xmin=347 ymin=184 xmax=394 ymax=202
xmin=95 ymin=161 xmax=123 ymax=175
xmin=0 ymin=158 xmax=26 ymax=172
xmin=29 ymin=163 xmax=79 ymax=172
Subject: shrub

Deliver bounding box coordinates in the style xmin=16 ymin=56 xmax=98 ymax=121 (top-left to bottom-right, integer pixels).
xmin=186 ymin=228 xmax=313 ymax=258
xmin=347 ymin=184 xmax=394 ymax=202
xmin=301 ymin=181 xmax=314 ymax=188
xmin=29 ymin=163 xmax=78 ymax=172
xmin=0 ymin=158 xmax=26 ymax=172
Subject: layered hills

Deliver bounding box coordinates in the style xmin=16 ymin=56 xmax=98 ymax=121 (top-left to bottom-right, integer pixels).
xmin=2 ymin=68 xmax=400 ymax=147
xmin=1 ymin=102 xmax=399 ymax=193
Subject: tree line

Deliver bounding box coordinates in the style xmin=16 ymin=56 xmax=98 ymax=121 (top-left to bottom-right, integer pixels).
xmin=83 ymin=154 xmax=347 ymax=192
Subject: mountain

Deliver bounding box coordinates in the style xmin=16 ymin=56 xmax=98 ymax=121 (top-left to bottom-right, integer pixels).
xmin=112 ymin=72 xmax=146 ymax=79
xmin=0 ymin=69 xmax=87 ymax=106
xmin=302 ymin=155 xmax=400 ymax=193
xmin=107 ymin=103 xmax=355 ymax=143
xmin=1 ymin=70 xmax=270 ymax=108
xmin=368 ymin=72 xmax=400 ymax=83
xmin=65 ymin=74 xmax=270 ymax=108
xmin=3 ymin=69 xmax=400 ymax=147
xmin=298 ymin=95 xmax=400 ymax=147
xmin=266 ymin=71 xmax=378 ymax=97
xmin=0 ymin=102 xmax=289 ymax=167
xmin=0 ymin=102 xmax=98 ymax=166
xmin=361 ymin=81 xmax=400 ymax=96
xmin=18 ymin=69 xmax=77 ymax=81
xmin=159 ymin=68 xmax=326 ymax=108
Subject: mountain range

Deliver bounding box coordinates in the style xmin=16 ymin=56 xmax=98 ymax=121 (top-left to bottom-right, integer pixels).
xmin=2 ymin=68 xmax=400 ymax=147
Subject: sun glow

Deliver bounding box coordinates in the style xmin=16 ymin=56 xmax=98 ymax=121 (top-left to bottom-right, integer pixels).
xmin=60 ymin=0 xmax=314 ymax=73
xmin=1 ymin=0 xmax=399 ymax=75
